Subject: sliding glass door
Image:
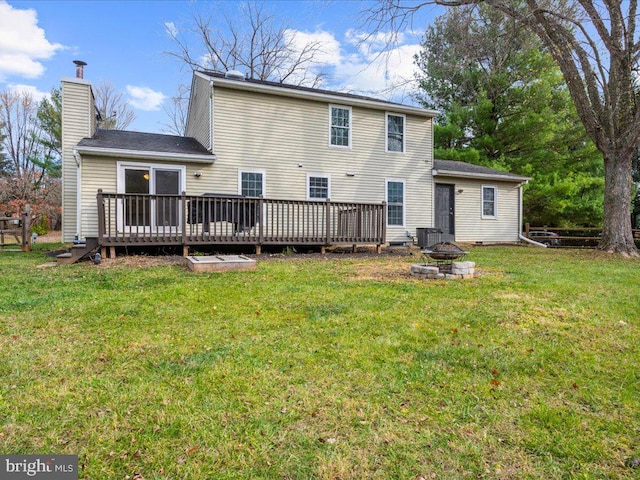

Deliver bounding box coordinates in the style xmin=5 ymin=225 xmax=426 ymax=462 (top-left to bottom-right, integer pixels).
xmin=118 ymin=163 xmax=185 ymax=233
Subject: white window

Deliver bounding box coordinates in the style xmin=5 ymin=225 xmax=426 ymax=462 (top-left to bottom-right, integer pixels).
xmin=116 ymin=162 xmax=186 ymax=231
xmin=239 ymin=169 xmax=265 ymax=197
xmin=482 ymin=185 xmax=497 ymax=218
xmin=386 ymin=179 xmax=405 ymax=226
xmin=307 ymin=174 xmax=331 ymax=200
xmin=386 ymin=113 xmax=405 ymax=152
xmin=329 ymin=105 xmax=351 ymax=148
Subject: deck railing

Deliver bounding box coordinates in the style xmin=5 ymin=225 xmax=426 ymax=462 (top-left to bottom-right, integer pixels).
xmin=97 ymin=191 xmax=386 ymax=248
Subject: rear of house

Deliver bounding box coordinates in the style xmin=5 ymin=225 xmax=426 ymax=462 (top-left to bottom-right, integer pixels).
xmin=61 ymin=67 xmax=529 ymax=256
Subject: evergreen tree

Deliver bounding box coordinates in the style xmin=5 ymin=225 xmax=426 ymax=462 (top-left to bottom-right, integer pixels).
xmin=415 ymin=5 xmax=604 ymax=226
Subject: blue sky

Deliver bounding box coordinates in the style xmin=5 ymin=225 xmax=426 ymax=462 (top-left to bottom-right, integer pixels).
xmin=1 ymin=0 xmax=442 ymax=133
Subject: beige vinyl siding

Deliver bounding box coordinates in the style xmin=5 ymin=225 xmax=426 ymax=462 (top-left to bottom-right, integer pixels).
xmin=79 ymin=156 xmax=219 ymax=236
xmin=209 ymin=87 xmax=433 ymax=243
xmin=437 ymin=176 xmax=521 ymax=242
xmin=61 ymin=79 xmax=95 ymax=242
xmin=185 ymin=75 xmax=211 ymax=150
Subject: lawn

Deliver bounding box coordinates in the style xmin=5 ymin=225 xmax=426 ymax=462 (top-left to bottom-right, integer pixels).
xmin=1 ymin=245 xmax=639 ymax=479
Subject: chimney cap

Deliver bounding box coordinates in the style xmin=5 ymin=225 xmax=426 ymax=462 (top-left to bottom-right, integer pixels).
xmin=73 ymin=60 xmax=87 ymax=66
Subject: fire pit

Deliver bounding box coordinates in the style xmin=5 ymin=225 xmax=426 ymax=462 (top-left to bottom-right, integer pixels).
xmin=412 ymin=242 xmax=475 ymax=280
xmin=421 ymin=241 xmax=468 ymax=261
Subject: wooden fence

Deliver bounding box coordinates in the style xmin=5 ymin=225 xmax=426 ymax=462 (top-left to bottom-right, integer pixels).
xmin=0 ymin=212 xmax=32 ymax=251
xmin=97 ymin=191 xmax=386 ymax=253
xmin=525 ymin=224 xmax=640 ymax=248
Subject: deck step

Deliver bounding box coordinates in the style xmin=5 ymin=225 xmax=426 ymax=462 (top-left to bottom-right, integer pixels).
xmin=56 ymin=238 xmax=99 ymax=265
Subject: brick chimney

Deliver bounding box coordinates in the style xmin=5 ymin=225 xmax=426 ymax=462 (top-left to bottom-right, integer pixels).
xmin=73 ymin=60 xmax=87 ymax=79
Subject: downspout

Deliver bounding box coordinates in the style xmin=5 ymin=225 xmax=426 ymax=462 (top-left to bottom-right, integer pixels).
xmin=209 ymin=80 xmax=214 ymax=151
xmin=516 ymin=181 xmax=546 ymax=247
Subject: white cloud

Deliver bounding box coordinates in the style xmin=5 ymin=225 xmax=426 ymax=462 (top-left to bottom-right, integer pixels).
xmin=284 ymin=29 xmax=342 ymax=67
xmin=283 ymin=27 xmax=421 ymax=102
xmin=126 ymin=85 xmax=166 ymax=111
xmin=0 ymin=1 xmax=64 ymax=81
xmin=164 ymin=21 xmax=178 ymax=37
xmin=6 ymin=83 xmax=49 ymax=102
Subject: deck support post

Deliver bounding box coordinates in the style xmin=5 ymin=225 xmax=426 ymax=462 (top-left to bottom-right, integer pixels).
xmin=376 ymin=244 xmax=383 ymax=254
xmin=183 ymin=245 xmax=189 ymax=257
xmin=101 ymin=246 xmax=107 ymax=259
xmin=109 ymin=246 xmax=116 ymax=259
xmin=320 ymin=246 xmax=326 ymax=254
xmin=255 ymin=245 xmax=261 ymax=255
xmin=352 ymin=244 xmax=357 ymax=253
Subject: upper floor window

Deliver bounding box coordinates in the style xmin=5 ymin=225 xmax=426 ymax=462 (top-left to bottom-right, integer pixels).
xmin=308 ymin=175 xmax=330 ymax=200
xmin=330 ymin=105 xmax=351 ymax=148
xmin=482 ymin=185 xmax=497 ymax=218
xmin=239 ymin=170 xmax=265 ymax=197
xmin=386 ymin=113 xmax=405 ymax=152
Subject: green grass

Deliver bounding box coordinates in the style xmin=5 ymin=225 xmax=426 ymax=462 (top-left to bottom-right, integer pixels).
xmin=1 ymin=245 xmax=639 ymax=479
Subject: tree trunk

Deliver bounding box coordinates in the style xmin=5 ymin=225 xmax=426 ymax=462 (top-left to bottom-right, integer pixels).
xmin=599 ymin=150 xmax=639 ymax=256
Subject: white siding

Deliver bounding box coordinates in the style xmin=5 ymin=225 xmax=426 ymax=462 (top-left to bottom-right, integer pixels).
xmin=185 ymin=75 xmax=211 ymax=150
xmin=208 ymin=87 xmax=433 ymax=243
xmin=436 ymin=176 xmax=522 ymax=242
xmin=61 ymin=78 xmax=95 ymax=242
xmin=80 ymin=156 xmax=221 ymax=237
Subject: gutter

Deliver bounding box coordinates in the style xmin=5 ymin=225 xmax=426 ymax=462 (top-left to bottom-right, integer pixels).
xmin=76 ymin=146 xmax=216 ymax=164
xmin=432 ymin=168 xmax=531 ymax=183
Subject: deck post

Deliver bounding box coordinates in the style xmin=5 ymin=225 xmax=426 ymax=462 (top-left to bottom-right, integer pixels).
xmin=109 ymin=246 xmax=116 ymax=259
xmin=325 ymin=198 xmax=331 ymax=247
xmin=258 ymin=195 xmax=264 ymax=247
xmin=181 ymin=192 xmax=186 ymax=249
xmin=97 ymin=189 xmax=105 ymax=242
xmin=381 ymin=201 xmax=387 ymax=246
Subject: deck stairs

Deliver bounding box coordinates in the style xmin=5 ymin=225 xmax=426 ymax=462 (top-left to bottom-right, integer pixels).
xmin=56 ymin=238 xmax=99 ymax=265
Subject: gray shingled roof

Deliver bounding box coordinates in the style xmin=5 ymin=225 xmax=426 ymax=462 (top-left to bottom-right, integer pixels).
xmin=77 ymin=129 xmax=213 ymax=156
xmin=199 ymin=70 xmax=422 ymax=110
xmin=433 ymin=159 xmax=529 ymax=181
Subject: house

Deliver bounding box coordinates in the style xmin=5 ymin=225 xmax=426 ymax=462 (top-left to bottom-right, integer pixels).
xmin=60 ymin=66 xmax=529 ymax=260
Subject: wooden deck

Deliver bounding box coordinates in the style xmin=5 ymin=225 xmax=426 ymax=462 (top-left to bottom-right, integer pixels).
xmin=97 ymin=191 xmax=386 ymax=255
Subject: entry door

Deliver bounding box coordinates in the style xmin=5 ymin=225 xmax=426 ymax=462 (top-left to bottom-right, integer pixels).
xmin=435 ymin=184 xmax=455 ymax=238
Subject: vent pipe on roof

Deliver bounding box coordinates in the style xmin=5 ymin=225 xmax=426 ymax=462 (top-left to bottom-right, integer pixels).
xmin=225 ymin=69 xmax=245 ymax=80
xmin=73 ymin=60 xmax=87 ymax=79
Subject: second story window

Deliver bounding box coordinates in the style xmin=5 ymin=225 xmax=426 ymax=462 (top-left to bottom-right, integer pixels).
xmin=330 ymin=105 xmax=351 ymax=148
xmin=386 ymin=113 xmax=405 ymax=152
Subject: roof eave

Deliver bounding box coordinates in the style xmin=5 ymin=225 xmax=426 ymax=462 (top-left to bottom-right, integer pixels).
xmin=432 ymin=169 xmax=530 ymax=183
xmin=206 ymin=75 xmax=439 ymax=118
xmin=76 ymin=146 xmax=216 ymax=164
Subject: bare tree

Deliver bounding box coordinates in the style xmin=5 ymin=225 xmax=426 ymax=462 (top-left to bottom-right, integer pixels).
xmin=0 ymin=90 xmax=44 ymax=180
xmin=0 ymin=89 xmax=60 ymax=224
xmin=94 ymin=81 xmax=136 ymax=130
xmin=161 ymin=84 xmax=190 ymax=136
xmin=367 ymin=0 xmax=640 ymax=255
xmin=165 ymin=2 xmax=327 ymax=86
